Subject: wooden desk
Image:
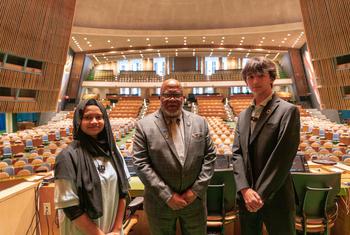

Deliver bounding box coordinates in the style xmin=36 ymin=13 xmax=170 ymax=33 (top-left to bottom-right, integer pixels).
xmin=0 ymin=181 xmax=40 ymax=235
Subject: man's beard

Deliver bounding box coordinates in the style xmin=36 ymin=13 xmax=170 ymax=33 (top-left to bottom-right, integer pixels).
xmin=160 ymin=105 xmax=182 ymax=118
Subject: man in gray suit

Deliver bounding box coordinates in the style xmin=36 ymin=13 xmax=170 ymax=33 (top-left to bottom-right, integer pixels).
xmin=133 ymin=79 xmax=216 ymax=235
xmin=232 ymin=57 xmax=300 ymax=235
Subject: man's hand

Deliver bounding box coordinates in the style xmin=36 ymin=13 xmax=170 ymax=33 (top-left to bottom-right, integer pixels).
xmin=181 ymin=189 xmax=197 ymax=204
xmin=167 ymin=193 xmax=188 ymax=210
xmin=241 ymin=188 xmax=264 ymax=212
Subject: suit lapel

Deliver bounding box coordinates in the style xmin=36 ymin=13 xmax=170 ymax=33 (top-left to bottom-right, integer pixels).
xmin=241 ymin=106 xmax=253 ymax=150
xmin=183 ymin=111 xmax=192 ymax=163
xmin=153 ymin=110 xmax=181 ymax=163
xmin=249 ymin=96 xmax=280 ymax=144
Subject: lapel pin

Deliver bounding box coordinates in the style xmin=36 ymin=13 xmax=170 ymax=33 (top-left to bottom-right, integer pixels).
xmin=266 ymin=109 xmax=271 ymax=114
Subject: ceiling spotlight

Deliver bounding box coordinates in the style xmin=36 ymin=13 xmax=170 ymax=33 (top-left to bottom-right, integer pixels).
xmin=157 ymin=49 xmax=160 ymax=52
xmin=222 ymin=36 xmax=225 ymax=39
xmin=184 ymin=36 xmax=187 ymax=39
xmin=281 ymin=41 xmax=285 ymax=43
xmin=165 ymin=41 xmax=169 ymax=43
xmin=146 ymin=38 xmax=150 ymax=41
xmin=240 ymin=40 xmax=243 ymax=43
xmin=284 ymin=38 xmax=287 ymax=40
xmin=89 ymin=45 xmax=92 ymax=47
xmin=262 ymin=37 xmax=266 ymax=39
xmin=87 ymin=41 xmax=90 ymax=44
xmin=241 ymin=36 xmax=245 ymax=39
xmin=260 ymin=41 xmax=263 ymax=43
xmin=147 ymin=44 xmax=151 ymax=46
xmin=239 ymin=43 xmax=242 ymax=45
xmin=287 ymin=33 xmax=291 ymax=36
xmin=129 ymin=45 xmax=133 ymax=47
xmin=165 ymin=37 xmax=168 ymax=40
xmin=111 ymin=46 xmax=114 ymax=48
xmin=271 ymin=39 xmax=275 ymax=42
xmin=211 ymin=41 xmax=214 ymax=44
xmin=127 ymin=39 xmax=131 ymax=42
xmin=107 ymin=40 xmax=111 ymax=43
xmin=202 ymin=36 xmax=206 ymax=39
xmin=84 ymin=38 xmax=87 ymax=40
xmin=202 ymin=40 xmax=206 ymax=42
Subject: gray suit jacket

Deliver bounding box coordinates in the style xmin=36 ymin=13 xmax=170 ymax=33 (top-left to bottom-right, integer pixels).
xmin=232 ymin=94 xmax=300 ymax=209
xmin=132 ymin=109 xmax=216 ymax=207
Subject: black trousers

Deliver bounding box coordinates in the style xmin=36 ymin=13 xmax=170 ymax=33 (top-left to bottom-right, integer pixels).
xmin=238 ymin=200 xmax=296 ymax=235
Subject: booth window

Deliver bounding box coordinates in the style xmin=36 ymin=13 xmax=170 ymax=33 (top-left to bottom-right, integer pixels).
xmin=336 ymin=54 xmax=350 ymax=70
xmin=5 ymin=54 xmax=25 ymax=70
xmin=26 ymin=59 xmax=43 ymax=73
xmin=342 ymin=86 xmax=350 ymax=99
xmin=0 ymin=52 xmax=4 ymax=66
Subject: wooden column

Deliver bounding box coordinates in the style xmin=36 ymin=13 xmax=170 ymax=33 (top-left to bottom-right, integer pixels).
xmin=288 ymin=49 xmax=309 ymax=97
xmin=299 ymin=0 xmax=350 ymax=109
xmin=0 ymin=0 xmax=76 ymax=112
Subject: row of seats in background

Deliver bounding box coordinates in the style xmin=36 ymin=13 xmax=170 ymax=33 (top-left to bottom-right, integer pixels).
xmin=88 ymin=63 xmax=289 ymax=83
xmin=0 ymin=155 xmax=55 ymax=178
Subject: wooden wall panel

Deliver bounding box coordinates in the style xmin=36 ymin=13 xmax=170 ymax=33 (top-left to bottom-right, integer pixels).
xmin=67 ymin=53 xmax=85 ymax=99
xmin=288 ymin=49 xmax=309 ymax=96
xmin=299 ymin=0 xmax=350 ymax=109
xmin=0 ymin=0 xmax=76 ymax=113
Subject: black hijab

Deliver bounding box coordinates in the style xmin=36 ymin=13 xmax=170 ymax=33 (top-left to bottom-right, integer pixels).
xmin=55 ymin=99 xmax=129 ymax=219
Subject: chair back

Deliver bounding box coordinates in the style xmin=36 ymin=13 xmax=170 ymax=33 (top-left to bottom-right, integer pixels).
xmin=207 ymin=184 xmax=225 ymax=217
xmin=209 ymin=168 xmax=236 ymax=212
xmin=292 ymin=172 xmax=341 ymax=218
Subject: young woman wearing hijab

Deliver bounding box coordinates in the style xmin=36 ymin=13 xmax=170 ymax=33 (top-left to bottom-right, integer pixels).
xmin=54 ymin=99 xmax=130 ymax=235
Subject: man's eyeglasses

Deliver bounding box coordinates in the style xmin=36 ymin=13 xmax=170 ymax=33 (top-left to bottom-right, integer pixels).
xmin=161 ymin=93 xmax=183 ymax=99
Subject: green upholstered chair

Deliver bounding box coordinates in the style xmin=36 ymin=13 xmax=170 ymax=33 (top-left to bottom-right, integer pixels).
xmin=292 ymin=172 xmax=341 ymax=235
xmin=207 ymin=168 xmax=238 ymax=234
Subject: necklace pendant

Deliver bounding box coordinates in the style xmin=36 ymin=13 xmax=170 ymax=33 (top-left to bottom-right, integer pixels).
xmin=97 ymin=164 xmax=105 ymax=173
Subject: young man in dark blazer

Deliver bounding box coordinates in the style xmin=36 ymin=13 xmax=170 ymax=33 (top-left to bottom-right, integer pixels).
xmin=133 ymin=79 xmax=216 ymax=235
xmin=232 ymin=57 xmax=300 ymax=235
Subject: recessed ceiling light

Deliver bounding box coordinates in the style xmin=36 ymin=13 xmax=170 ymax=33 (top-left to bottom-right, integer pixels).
xmin=202 ymin=36 xmax=206 ymax=39
xmin=107 ymin=40 xmax=111 ymax=43
xmin=176 ymin=49 xmax=178 ymax=51
xmin=165 ymin=41 xmax=168 ymax=43
xmin=241 ymin=36 xmax=245 ymax=39
xmin=272 ymin=39 xmax=275 ymax=42
xmin=89 ymin=45 xmax=92 ymax=47
xmin=157 ymin=49 xmax=160 ymax=52
xmin=146 ymin=38 xmax=150 ymax=41
xmin=258 ymin=44 xmax=262 ymax=46
xmin=287 ymin=33 xmax=291 ymax=36
xmin=147 ymin=44 xmax=151 ymax=47
xmin=111 ymin=46 xmax=114 ymax=48
xmin=284 ymin=38 xmax=287 ymax=40
xmin=84 ymin=38 xmax=87 ymax=40
xmin=165 ymin=37 xmax=168 ymax=40
xmin=262 ymin=37 xmax=266 ymax=39
xmin=281 ymin=41 xmax=285 ymax=43
xmin=202 ymin=40 xmax=206 ymax=42
xmin=220 ymin=43 xmax=224 ymax=45
xmin=87 ymin=41 xmax=90 ymax=44
xmin=222 ymin=37 xmax=225 ymax=39
xmin=184 ymin=37 xmax=187 ymax=39
xmin=127 ymin=39 xmax=131 ymax=42
xmin=239 ymin=43 xmax=242 ymax=45
xmin=129 ymin=45 xmax=133 ymax=47
xmin=240 ymin=40 xmax=243 ymax=43
xmin=260 ymin=41 xmax=263 ymax=43
xmin=211 ymin=41 xmax=214 ymax=44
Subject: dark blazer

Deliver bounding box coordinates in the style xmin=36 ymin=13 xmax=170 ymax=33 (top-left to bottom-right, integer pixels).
xmin=232 ymin=94 xmax=300 ymax=210
xmin=132 ymin=109 xmax=216 ymax=210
